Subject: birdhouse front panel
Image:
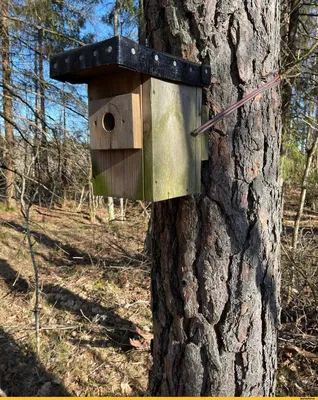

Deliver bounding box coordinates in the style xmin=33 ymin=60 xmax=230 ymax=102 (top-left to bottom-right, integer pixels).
xmin=89 ymin=93 xmax=142 ymax=150
xmin=88 ymin=71 xmax=144 ymax=199
xmin=49 ymin=36 xmax=211 ymax=201
xmin=91 ymin=148 xmax=144 ymax=199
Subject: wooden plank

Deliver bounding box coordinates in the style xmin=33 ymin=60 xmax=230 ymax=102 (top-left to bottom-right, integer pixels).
xmin=143 ymin=77 xmax=202 ymax=201
xmin=89 ymin=93 xmax=142 ymax=149
xmin=91 ymin=149 xmax=144 ymax=199
xmin=141 ymin=78 xmax=153 ymax=201
xmin=88 ymin=70 xmax=142 ymax=100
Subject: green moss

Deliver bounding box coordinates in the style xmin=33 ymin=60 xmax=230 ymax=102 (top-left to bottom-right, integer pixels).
xmin=92 ymin=173 xmax=108 ymax=196
xmin=0 ymin=203 xmax=16 ymax=212
xmin=94 ymin=280 xmax=105 ymax=290
xmin=134 ymin=164 xmax=144 ymax=200
xmin=0 ymin=231 xmax=9 ymax=241
xmin=144 ymin=104 xmax=183 ymax=201
xmin=143 ymin=80 xmax=201 ymax=201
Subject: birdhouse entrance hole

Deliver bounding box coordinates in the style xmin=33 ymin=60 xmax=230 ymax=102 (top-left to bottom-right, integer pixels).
xmin=102 ymin=112 xmax=115 ymax=132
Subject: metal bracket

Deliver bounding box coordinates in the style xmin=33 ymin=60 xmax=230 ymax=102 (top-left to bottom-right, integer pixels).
xmin=50 ymin=36 xmax=211 ymax=87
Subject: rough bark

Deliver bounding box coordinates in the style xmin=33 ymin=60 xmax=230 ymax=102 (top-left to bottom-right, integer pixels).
xmin=1 ymin=0 xmax=16 ymax=210
xmin=144 ymin=0 xmax=281 ymax=396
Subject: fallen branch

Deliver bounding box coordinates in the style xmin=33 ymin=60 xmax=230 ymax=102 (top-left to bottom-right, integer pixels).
xmin=283 ymin=344 xmax=318 ymax=364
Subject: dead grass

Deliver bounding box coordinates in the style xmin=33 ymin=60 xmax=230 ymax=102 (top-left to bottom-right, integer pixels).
xmin=0 ymin=202 xmax=151 ymax=396
xmin=0 ymin=189 xmax=317 ymax=396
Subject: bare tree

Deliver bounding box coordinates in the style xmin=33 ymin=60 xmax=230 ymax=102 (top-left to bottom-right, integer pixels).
xmin=1 ymin=0 xmax=16 ymax=210
xmin=292 ymin=122 xmax=318 ymax=251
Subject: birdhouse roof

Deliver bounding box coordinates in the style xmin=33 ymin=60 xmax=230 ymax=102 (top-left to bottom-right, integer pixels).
xmin=50 ymin=36 xmax=211 ymax=86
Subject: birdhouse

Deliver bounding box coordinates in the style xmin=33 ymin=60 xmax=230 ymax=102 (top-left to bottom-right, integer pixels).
xmin=50 ymin=36 xmax=211 ymax=201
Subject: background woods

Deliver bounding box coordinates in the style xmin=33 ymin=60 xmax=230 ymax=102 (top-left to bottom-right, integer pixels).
xmin=0 ymin=0 xmax=317 ymax=396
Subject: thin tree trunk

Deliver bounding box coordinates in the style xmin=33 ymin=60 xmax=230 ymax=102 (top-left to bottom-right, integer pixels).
xmin=1 ymin=0 xmax=16 ymax=210
xmin=138 ymin=0 xmax=145 ymax=45
xmin=33 ymin=27 xmax=40 ymax=179
xmin=76 ymin=186 xmax=85 ymax=212
xmin=38 ymin=28 xmax=49 ymax=183
xmin=107 ymin=196 xmax=115 ymax=221
xmin=292 ymin=131 xmax=318 ymax=251
xmin=119 ymin=197 xmax=125 ymax=221
xmin=280 ymin=0 xmax=300 ymax=220
xmin=114 ymin=0 xmax=119 ymax=36
xmin=288 ymin=103 xmax=318 ymax=304
xmin=88 ymin=161 xmax=95 ymax=223
xmin=145 ymin=0 xmax=281 ymax=396
xmin=21 ymin=178 xmax=40 ymax=354
xmin=61 ymin=94 xmax=68 ymax=207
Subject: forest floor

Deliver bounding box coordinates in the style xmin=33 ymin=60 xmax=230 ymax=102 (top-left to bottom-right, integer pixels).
xmin=0 ymin=202 xmax=152 ymax=396
xmin=0 ymin=190 xmax=317 ymax=396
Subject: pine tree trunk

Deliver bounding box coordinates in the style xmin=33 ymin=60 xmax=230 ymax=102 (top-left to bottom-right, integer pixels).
xmin=1 ymin=0 xmax=16 ymax=210
xmin=144 ymin=0 xmax=281 ymax=396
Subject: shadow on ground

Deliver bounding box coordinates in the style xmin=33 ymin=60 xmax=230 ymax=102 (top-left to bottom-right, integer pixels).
xmin=0 ymin=326 xmax=70 ymax=396
xmin=0 ymin=259 xmax=141 ymax=350
xmin=2 ymin=220 xmax=146 ymax=269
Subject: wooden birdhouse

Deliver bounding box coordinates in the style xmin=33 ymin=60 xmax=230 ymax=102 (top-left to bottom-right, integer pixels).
xmin=50 ymin=36 xmax=211 ymax=201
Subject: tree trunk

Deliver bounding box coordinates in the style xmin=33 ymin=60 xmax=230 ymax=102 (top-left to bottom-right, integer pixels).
xmin=38 ymin=28 xmax=49 ymax=183
xmin=144 ymin=0 xmax=281 ymax=396
xmin=1 ymin=0 xmax=16 ymax=210
xmin=280 ymin=0 xmax=300 ymax=217
xmin=114 ymin=0 xmax=119 ymax=36
xmin=34 ymin=26 xmax=40 ymax=179
xmin=292 ymin=130 xmax=318 ymax=251
xmin=61 ymin=95 xmax=68 ymax=206
xmin=88 ymin=160 xmax=95 ymax=223
xmin=107 ymin=196 xmax=115 ymax=222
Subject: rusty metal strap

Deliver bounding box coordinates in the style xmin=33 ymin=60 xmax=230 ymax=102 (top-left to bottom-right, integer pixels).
xmin=191 ymin=74 xmax=281 ymax=137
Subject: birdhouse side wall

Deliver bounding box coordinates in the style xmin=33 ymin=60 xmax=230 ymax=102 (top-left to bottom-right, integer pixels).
xmin=142 ymin=78 xmax=202 ymax=202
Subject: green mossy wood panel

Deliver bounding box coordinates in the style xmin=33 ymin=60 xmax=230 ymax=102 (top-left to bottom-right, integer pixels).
xmin=91 ymin=149 xmax=144 ymax=199
xmin=143 ymin=78 xmax=202 ymax=202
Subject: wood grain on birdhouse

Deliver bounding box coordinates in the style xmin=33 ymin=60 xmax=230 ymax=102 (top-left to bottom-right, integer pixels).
xmin=92 ymin=148 xmax=143 ymax=199
xmin=89 ymin=71 xmax=144 ymax=199
xmin=89 ymin=92 xmax=142 ymax=149
xmin=142 ymin=77 xmax=202 ymax=201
